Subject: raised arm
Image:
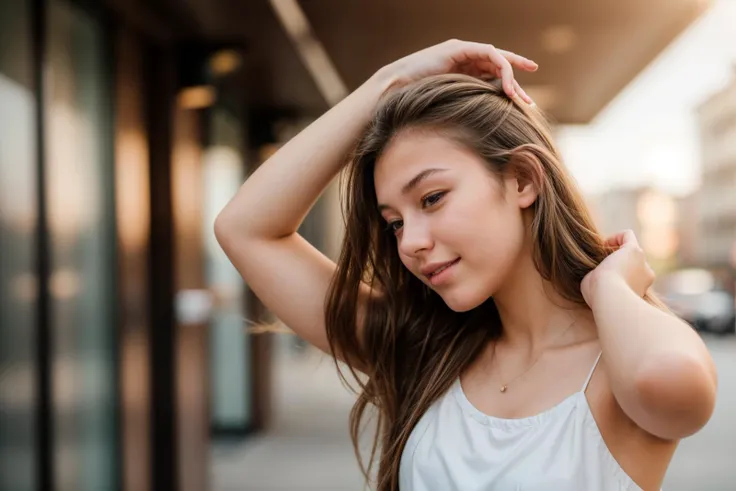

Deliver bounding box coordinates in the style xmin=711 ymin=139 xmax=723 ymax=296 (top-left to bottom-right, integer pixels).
xmin=214 ymin=40 xmax=538 ymax=363
xmin=214 ymin=71 xmax=391 ymax=356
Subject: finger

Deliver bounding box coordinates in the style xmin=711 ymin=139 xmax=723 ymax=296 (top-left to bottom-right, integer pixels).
xmin=474 ymin=61 xmax=534 ymax=105
xmin=498 ymin=49 xmax=538 ymax=72
xmin=604 ymin=233 xmax=625 ymax=248
xmin=484 ymin=48 xmax=516 ymax=97
xmin=514 ymin=80 xmax=535 ymax=105
xmin=496 ymin=58 xmax=516 ymax=98
xmin=458 ymin=42 xmax=517 ymax=98
xmin=605 ymin=230 xmax=639 ymax=249
xmin=621 ymin=229 xmax=640 ymax=249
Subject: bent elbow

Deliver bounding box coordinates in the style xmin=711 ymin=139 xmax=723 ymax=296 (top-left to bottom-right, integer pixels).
xmin=213 ymin=210 xmax=231 ymax=247
xmin=633 ymin=351 xmax=717 ymax=440
xmin=213 ymin=207 xmax=247 ymax=255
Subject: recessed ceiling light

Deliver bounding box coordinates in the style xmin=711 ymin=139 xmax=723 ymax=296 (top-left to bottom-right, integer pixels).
xmin=541 ymin=25 xmax=577 ymax=54
xmin=178 ymin=86 xmax=216 ymax=109
xmin=209 ymin=50 xmax=242 ymax=76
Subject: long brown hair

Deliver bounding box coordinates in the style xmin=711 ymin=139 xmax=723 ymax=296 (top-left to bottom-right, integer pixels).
xmin=325 ymin=74 xmax=662 ymax=490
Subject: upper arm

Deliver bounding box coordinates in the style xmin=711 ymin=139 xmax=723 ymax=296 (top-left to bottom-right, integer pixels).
xmin=588 ymin=361 xmax=678 ymax=491
xmin=215 ymin=221 xmax=371 ymax=368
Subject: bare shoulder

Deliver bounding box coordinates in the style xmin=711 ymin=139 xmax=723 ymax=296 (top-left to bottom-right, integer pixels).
xmin=586 ymin=357 xmax=678 ymax=491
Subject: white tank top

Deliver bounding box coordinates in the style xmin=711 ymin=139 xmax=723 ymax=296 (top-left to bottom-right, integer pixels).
xmin=399 ymin=352 xmax=646 ymax=491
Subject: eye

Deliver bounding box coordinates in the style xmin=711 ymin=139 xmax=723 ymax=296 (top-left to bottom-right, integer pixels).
xmin=385 ymin=220 xmax=403 ymax=234
xmin=421 ymin=191 xmax=446 ymax=208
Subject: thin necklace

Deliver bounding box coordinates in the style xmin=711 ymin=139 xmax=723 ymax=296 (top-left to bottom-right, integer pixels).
xmin=494 ymin=317 xmax=577 ymax=394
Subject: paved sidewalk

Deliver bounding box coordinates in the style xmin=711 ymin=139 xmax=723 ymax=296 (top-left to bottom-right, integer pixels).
xmin=211 ymin=341 xmax=369 ymax=491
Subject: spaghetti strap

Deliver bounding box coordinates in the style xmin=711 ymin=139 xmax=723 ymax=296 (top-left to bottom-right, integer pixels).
xmin=581 ymin=351 xmax=602 ymax=393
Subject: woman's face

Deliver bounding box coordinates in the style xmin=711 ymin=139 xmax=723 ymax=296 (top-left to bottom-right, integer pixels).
xmin=373 ymin=130 xmax=531 ymax=312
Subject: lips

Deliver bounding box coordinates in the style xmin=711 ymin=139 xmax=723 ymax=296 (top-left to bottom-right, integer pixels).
xmin=422 ymin=258 xmax=461 ymax=279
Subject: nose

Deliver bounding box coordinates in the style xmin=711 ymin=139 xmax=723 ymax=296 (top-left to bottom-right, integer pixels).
xmin=397 ymin=218 xmax=433 ymax=257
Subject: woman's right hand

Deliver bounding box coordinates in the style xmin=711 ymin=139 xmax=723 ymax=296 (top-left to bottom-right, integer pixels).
xmin=378 ymin=39 xmax=538 ymax=104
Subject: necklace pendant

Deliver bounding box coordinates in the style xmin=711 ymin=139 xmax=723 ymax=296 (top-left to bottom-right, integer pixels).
xmin=500 ymin=385 xmax=507 ymax=393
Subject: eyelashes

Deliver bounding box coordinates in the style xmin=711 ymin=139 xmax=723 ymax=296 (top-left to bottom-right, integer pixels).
xmin=386 ymin=220 xmax=403 ymax=234
xmin=384 ymin=191 xmax=447 ymax=234
xmin=421 ymin=191 xmax=446 ymax=208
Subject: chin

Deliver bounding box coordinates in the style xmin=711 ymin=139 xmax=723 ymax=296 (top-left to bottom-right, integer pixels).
xmin=438 ymin=287 xmax=491 ymax=313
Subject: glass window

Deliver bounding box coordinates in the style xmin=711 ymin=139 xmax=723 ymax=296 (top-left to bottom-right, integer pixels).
xmin=204 ymin=105 xmax=253 ymax=431
xmin=0 ymin=0 xmax=38 ymax=489
xmin=45 ymin=2 xmax=117 ymax=489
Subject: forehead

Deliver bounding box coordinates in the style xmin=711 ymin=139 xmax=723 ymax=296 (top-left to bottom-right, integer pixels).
xmin=373 ymin=131 xmax=486 ymax=198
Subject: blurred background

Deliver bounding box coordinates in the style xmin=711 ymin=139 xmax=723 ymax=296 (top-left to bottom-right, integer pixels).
xmin=1 ymin=0 xmax=734 ymax=490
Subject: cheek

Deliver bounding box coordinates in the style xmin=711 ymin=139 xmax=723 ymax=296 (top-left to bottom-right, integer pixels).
xmin=441 ymin=211 xmax=525 ymax=311
xmin=452 ymin=203 xmax=526 ymax=266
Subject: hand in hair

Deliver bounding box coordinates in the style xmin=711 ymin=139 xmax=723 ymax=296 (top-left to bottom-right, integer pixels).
xmin=215 ymin=39 xmax=539 ymax=365
xmin=580 ymin=229 xmax=716 ymax=440
xmin=580 ymin=229 xmax=655 ymax=305
xmin=379 ymin=39 xmax=538 ymax=105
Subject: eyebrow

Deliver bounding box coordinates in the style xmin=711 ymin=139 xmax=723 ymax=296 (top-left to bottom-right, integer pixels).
xmin=377 ymin=168 xmax=449 ymax=211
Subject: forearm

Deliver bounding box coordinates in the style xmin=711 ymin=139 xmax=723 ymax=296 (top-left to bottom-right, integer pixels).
xmin=589 ymin=273 xmax=717 ymax=439
xmin=217 ymin=68 xmax=395 ymax=239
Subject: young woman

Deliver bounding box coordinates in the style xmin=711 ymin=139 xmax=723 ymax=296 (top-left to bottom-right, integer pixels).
xmin=215 ymin=40 xmax=717 ymax=491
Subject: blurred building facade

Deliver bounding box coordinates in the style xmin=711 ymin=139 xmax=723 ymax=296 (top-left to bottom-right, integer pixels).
xmin=590 ymin=187 xmax=680 ymax=272
xmin=696 ymin=71 xmax=736 ymax=274
xmin=676 ymin=192 xmax=701 ymax=267
xmin=590 ymin=188 xmax=645 ymax=238
xmin=0 ymin=2 xmax=288 ymax=491
xmin=0 ymin=1 xmax=712 ymax=491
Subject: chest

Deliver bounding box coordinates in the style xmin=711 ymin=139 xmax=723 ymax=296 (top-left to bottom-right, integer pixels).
xmin=398 ymin=384 xmax=640 ymax=491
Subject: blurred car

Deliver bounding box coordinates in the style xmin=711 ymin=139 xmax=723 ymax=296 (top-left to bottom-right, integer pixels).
xmin=666 ymin=289 xmax=736 ymax=335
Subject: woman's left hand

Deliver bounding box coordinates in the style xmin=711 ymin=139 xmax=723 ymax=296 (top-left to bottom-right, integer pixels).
xmin=581 ymin=230 xmax=655 ymax=308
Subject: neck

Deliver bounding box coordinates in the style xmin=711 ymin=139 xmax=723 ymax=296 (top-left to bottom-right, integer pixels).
xmin=492 ymin=247 xmax=594 ymax=352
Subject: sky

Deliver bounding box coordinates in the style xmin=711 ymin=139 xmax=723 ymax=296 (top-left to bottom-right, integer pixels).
xmin=557 ymin=0 xmax=736 ymax=197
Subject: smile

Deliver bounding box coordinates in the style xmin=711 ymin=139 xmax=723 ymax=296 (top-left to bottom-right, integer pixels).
xmin=425 ymin=258 xmax=460 ymax=286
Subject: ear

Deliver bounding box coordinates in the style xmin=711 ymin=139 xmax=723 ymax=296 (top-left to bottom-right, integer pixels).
xmin=507 ymin=149 xmax=544 ymax=209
